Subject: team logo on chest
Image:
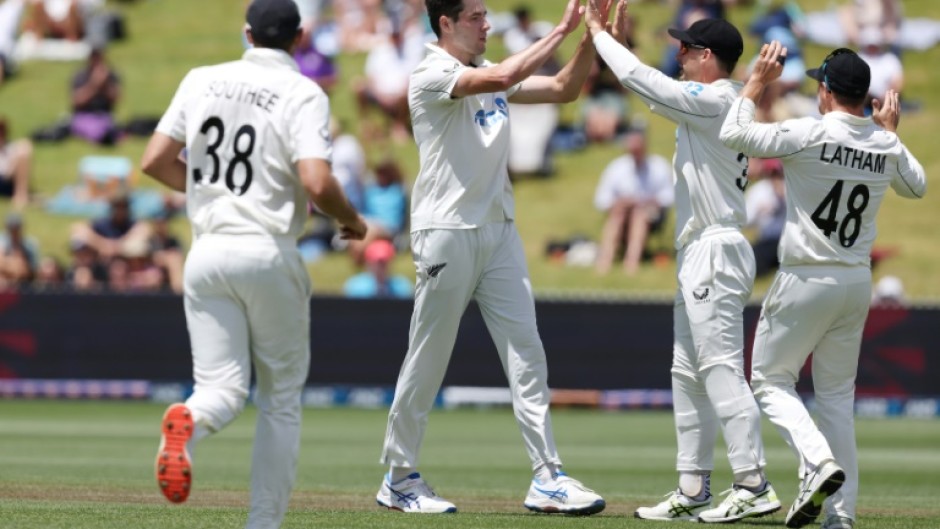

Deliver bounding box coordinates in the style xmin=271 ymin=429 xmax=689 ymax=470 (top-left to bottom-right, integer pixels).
xmin=474 ymin=97 xmax=509 ymax=127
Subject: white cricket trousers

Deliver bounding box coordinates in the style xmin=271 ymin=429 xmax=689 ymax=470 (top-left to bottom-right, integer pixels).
xmin=751 ymin=265 xmax=871 ymax=521
xmin=671 ymin=226 xmax=766 ymax=476
xmin=183 ymin=234 xmax=312 ymax=529
xmin=381 ymin=222 xmax=561 ymax=471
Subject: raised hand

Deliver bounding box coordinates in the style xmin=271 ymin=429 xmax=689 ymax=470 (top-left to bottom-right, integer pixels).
xmin=611 ymin=0 xmax=630 ymax=44
xmin=749 ymin=40 xmax=787 ymax=86
xmin=557 ymin=0 xmax=586 ymax=36
xmin=584 ymin=0 xmax=611 ymax=33
xmin=872 ymin=89 xmax=900 ymax=133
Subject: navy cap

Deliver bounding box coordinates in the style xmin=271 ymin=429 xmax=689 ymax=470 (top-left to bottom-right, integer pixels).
xmin=806 ymin=48 xmax=870 ymax=98
xmin=668 ymin=18 xmax=744 ymax=65
xmin=246 ymin=0 xmax=301 ymax=44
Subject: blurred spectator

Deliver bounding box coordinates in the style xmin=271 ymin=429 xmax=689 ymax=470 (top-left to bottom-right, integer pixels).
xmin=838 ymin=0 xmax=902 ymax=52
xmin=354 ymin=18 xmax=423 ymax=143
xmin=119 ymin=237 xmax=163 ymax=292
xmin=33 ymin=255 xmax=66 ymax=290
xmin=0 ymin=212 xmax=37 ymax=289
xmin=593 ymin=129 xmax=673 ymax=275
xmin=744 ymin=158 xmax=786 ymax=277
xmin=871 ymin=275 xmax=906 ymax=308
xmin=70 ymin=192 xmax=152 ymax=263
xmin=335 ymin=0 xmax=389 ymax=53
xmin=857 ymin=26 xmax=904 ymax=110
xmin=0 ymin=117 xmax=34 ymax=210
xmin=581 ymin=56 xmax=631 ymax=144
xmin=65 ymin=237 xmax=106 ymax=291
xmin=0 ymin=0 xmax=25 ymax=85
xmin=149 ymin=212 xmax=183 ymax=293
xmin=748 ymin=1 xmax=806 ymax=99
xmin=292 ymin=0 xmax=337 ymax=92
xmin=23 ymin=0 xmax=86 ymax=41
xmin=343 ymin=238 xmax=413 ymax=299
xmin=331 ymin=117 xmax=367 ymax=211
xmin=348 ymin=157 xmax=408 ymax=264
xmin=70 ymin=46 xmax=121 ymax=145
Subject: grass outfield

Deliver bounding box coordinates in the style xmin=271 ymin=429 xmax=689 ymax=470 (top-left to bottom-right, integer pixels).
xmin=0 ymin=401 xmax=938 ymax=528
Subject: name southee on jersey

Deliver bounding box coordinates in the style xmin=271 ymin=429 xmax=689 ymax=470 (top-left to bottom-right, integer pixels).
xmin=204 ymin=80 xmax=281 ymax=114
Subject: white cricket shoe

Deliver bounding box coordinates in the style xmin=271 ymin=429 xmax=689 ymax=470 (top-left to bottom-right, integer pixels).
xmin=698 ymin=482 xmax=781 ymax=523
xmin=523 ymin=472 xmax=606 ymax=515
xmin=785 ymin=460 xmax=845 ymax=528
xmin=376 ymin=472 xmax=457 ymax=513
xmin=634 ymin=489 xmax=711 ymax=521
xmin=819 ymin=514 xmax=855 ymax=529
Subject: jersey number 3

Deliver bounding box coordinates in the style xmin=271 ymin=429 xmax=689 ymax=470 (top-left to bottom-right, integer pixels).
xmin=810 ymin=179 xmax=870 ymax=248
xmin=193 ymin=116 xmax=256 ymax=195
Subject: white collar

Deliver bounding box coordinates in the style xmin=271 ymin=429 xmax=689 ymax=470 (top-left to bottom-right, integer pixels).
xmin=242 ymin=47 xmax=300 ymax=73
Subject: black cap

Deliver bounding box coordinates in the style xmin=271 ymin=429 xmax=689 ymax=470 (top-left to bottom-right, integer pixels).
xmin=246 ymin=0 xmax=300 ymax=44
xmin=668 ymin=18 xmax=744 ymax=65
xmin=806 ymin=48 xmax=870 ymax=98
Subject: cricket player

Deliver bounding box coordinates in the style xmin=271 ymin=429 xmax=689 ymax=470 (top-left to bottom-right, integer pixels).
xmin=585 ymin=1 xmax=780 ymax=522
xmin=377 ymin=0 xmax=605 ymax=515
xmin=140 ymin=0 xmax=367 ymax=527
xmin=720 ymin=43 xmax=926 ymax=529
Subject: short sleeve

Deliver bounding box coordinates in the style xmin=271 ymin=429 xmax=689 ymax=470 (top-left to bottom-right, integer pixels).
xmin=291 ymin=87 xmax=332 ymax=163
xmin=155 ymin=70 xmax=196 ymax=142
xmin=411 ymin=57 xmax=464 ymax=104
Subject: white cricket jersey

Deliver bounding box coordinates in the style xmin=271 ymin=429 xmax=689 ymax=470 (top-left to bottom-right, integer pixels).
xmin=721 ymin=97 xmax=926 ymax=267
xmin=156 ymin=48 xmax=332 ymax=240
xmin=408 ymin=43 xmax=521 ymax=231
xmin=594 ymin=33 xmax=749 ymax=249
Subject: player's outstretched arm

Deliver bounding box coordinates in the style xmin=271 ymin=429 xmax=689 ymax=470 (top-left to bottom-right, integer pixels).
xmin=452 ymin=0 xmax=584 ymax=98
xmin=298 ymin=158 xmax=368 ymax=240
xmin=141 ymin=132 xmax=187 ymax=192
xmin=508 ymin=31 xmax=595 ymax=104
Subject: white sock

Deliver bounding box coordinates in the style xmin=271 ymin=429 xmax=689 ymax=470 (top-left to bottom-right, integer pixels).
xmin=734 ymin=470 xmax=765 ymax=491
xmin=679 ymin=472 xmax=710 ymax=499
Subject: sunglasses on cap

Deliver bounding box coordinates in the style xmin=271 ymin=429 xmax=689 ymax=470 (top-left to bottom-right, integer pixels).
xmin=680 ymin=41 xmax=708 ymax=52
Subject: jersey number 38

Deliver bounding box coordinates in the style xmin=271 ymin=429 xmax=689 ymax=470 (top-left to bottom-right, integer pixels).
xmin=192 ymin=116 xmax=256 ymax=196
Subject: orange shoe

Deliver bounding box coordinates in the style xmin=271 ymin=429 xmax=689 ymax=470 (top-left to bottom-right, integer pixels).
xmin=155 ymin=403 xmax=194 ymax=503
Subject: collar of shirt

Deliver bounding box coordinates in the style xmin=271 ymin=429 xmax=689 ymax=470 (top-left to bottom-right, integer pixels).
xmin=823 ymin=110 xmax=873 ymax=127
xmin=242 ymin=47 xmax=300 ymax=73
xmin=424 ymin=42 xmax=485 ymax=68
xmin=711 ymin=78 xmax=743 ymax=91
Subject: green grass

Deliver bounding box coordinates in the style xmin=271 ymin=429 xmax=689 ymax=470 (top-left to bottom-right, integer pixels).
xmin=0 ymin=401 xmax=939 ymax=528
xmin=1 ymin=0 xmax=939 ymax=299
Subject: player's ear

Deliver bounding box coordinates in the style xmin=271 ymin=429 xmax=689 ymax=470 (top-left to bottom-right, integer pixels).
xmin=244 ymin=24 xmax=254 ymax=47
xmin=439 ymin=14 xmax=453 ymax=35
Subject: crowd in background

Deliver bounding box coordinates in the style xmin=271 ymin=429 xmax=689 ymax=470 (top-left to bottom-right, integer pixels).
xmin=0 ymin=0 xmax=916 ymax=301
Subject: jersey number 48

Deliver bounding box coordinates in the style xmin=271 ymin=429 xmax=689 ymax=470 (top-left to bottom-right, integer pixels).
xmin=811 ymin=179 xmax=870 ymax=248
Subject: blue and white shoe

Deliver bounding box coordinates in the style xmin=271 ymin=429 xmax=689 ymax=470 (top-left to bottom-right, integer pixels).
xmin=524 ymin=471 xmax=606 ymax=515
xmin=376 ymin=472 xmax=457 ymax=513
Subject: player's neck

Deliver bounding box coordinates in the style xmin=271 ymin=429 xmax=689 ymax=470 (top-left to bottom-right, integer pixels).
xmin=436 ymin=40 xmax=477 ymax=66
